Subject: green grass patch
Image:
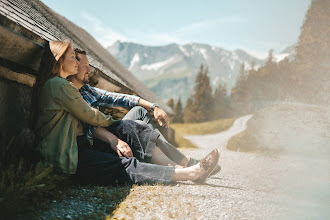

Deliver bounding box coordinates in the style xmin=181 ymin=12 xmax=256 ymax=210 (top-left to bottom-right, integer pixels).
xmin=171 ymin=117 xmax=236 ymax=149
xmin=0 ymin=157 xmax=131 ymax=219
xmin=0 ymin=158 xmax=72 ymax=219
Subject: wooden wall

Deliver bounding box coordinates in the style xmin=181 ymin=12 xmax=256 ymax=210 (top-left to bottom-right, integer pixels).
xmin=0 ymin=15 xmax=175 ymax=169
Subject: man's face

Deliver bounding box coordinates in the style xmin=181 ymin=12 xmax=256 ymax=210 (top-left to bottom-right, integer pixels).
xmin=76 ymin=53 xmax=90 ymax=84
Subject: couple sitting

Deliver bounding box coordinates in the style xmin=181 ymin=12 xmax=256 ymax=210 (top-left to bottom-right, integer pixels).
xmin=35 ymin=40 xmax=220 ymax=185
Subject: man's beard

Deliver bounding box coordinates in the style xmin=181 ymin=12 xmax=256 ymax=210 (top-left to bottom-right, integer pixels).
xmin=78 ymin=74 xmax=89 ymax=84
xmin=83 ymin=77 xmax=89 ymax=84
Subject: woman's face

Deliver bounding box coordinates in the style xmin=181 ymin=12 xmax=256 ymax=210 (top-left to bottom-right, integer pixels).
xmin=60 ymin=47 xmax=79 ymax=78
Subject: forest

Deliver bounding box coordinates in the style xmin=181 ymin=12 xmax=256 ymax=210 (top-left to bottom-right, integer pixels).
xmin=169 ymin=0 xmax=329 ymax=123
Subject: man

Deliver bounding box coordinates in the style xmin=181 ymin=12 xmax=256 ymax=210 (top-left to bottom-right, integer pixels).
xmin=69 ymin=49 xmax=220 ymax=173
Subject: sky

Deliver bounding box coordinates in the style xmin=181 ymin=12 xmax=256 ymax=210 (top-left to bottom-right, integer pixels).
xmin=41 ymin=0 xmax=311 ymax=58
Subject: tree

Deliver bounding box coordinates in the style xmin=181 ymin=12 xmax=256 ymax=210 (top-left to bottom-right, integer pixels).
xmin=228 ymin=0 xmax=330 ymax=110
xmin=167 ymin=98 xmax=175 ymax=110
xmin=213 ymin=83 xmax=228 ymax=118
xmin=192 ymin=64 xmax=214 ymax=122
xmin=173 ymin=98 xmax=183 ymax=123
xmin=183 ymin=98 xmax=195 ymax=123
xmin=183 ymin=64 xmax=214 ymax=123
xmin=230 ymin=63 xmax=250 ymax=115
xmin=293 ymin=0 xmax=330 ymax=105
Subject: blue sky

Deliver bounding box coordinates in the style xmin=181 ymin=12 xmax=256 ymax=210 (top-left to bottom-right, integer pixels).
xmin=41 ymin=0 xmax=311 ymax=58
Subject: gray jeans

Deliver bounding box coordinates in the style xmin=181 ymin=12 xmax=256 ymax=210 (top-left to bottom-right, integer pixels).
xmin=77 ymin=120 xmax=175 ymax=184
xmin=122 ymin=106 xmax=186 ymax=164
xmin=76 ymin=107 xmax=191 ymax=184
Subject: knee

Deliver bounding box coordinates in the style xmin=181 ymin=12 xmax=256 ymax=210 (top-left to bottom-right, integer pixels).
xmin=132 ymin=106 xmax=150 ymax=119
xmin=132 ymin=106 xmax=148 ymax=114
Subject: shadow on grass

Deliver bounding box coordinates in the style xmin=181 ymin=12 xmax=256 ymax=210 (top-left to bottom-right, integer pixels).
xmin=205 ymin=183 xmax=244 ymax=190
xmin=172 ymin=181 xmax=244 ymax=190
xmin=0 ymin=159 xmax=133 ymax=219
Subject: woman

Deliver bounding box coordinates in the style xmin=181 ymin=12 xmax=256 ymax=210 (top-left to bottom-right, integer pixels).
xmin=35 ymin=40 xmax=219 ymax=184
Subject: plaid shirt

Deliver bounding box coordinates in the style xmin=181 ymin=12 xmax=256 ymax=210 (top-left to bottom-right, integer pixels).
xmin=79 ymin=84 xmax=140 ymax=138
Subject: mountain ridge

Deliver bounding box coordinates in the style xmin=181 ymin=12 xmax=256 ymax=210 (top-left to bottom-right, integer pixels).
xmin=107 ymin=41 xmax=294 ymax=102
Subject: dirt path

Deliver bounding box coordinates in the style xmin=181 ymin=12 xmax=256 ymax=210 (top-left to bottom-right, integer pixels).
xmin=112 ymin=114 xmax=329 ymax=219
xmin=180 ymin=114 xmax=288 ymax=219
xmin=184 ymin=114 xmax=253 ymax=151
xmin=182 ymin=114 xmax=330 ymax=219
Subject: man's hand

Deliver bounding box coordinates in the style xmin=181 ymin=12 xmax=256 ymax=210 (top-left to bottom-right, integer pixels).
xmin=112 ymin=139 xmax=133 ymax=158
xmin=154 ymin=107 xmax=170 ymax=128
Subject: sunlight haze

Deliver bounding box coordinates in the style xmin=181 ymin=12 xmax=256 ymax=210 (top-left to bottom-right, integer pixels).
xmin=41 ymin=0 xmax=311 ymax=58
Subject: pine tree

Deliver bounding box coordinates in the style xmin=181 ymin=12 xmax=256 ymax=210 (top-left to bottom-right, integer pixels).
xmin=167 ymin=98 xmax=175 ymax=110
xmin=192 ymin=64 xmax=214 ymax=122
xmin=227 ymin=0 xmax=330 ymax=109
xmin=183 ymin=64 xmax=214 ymax=123
xmin=173 ymin=98 xmax=183 ymax=123
xmin=230 ymin=63 xmax=250 ymax=115
xmin=183 ymin=98 xmax=195 ymax=123
xmin=213 ymin=83 xmax=228 ymax=118
xmin=293 ymin=0 xmax=330 ymax=104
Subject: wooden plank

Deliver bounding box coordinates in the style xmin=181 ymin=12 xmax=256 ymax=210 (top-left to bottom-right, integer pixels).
xmin=95 ymin=76 xmax=122 ymax=93
xmin=0 ymin=25 xmax=44 ymax=71
xmin=0 ymin=65 xmax=36 ymax=87
xmin=93 ymin=67 xmax=135 ymax=95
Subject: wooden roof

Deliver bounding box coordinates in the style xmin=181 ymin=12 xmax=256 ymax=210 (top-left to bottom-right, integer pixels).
xmin=0 ymin=0 xmax=173 ymax=115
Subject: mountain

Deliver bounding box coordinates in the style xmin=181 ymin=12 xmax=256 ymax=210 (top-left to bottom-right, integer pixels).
xmin=274 ymin=45 xmax=297 ymax=62
xmin=107 ymin=41 xmax=292 ymax=103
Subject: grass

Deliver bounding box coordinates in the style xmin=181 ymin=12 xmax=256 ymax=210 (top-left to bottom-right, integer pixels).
xmin=171 ymin=117 xmax=236 ymax=149
xmin=110 ymin=118 xmax=237 ymax=218
xmin=0 ymin=158 xmax=72 ymax=219
xmin=0 ymin=157 xmax=131 ymax=219
xmin=111 ymin=184 xmax=201 ymax=219
xmin=0 ymin=118 xmax=236 ymax=219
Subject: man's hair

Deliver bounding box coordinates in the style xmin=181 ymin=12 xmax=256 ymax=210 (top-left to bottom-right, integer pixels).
xmin=74 ymin=48 xmax=87 ymax=61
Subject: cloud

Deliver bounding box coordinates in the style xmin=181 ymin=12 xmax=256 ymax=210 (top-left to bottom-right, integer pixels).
xmin=80 ymin=11 xmax=128 ymax=47
xmin=77 ymin=12 xmax=290 ymax=60
xmin=79 ymin=12 xmax=248 ymax=48
xmin=123 ymin=16 xmax=247 ymax=46
xmin=176 ymin=16 xmax=247 ymax=36
xmin=177 ymin=21 xmax=211 ymax=34
xmin=80 ymin=12 xmax=182 ymax=47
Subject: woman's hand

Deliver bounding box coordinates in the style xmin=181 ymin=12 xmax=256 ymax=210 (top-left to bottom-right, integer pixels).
xmin=154 ymin=107 xmax=170 ymax=128
xmin=93 ymin=127 xmax=133 ymax=158
xmin=113 ymin=139 xmax=133 ymax=158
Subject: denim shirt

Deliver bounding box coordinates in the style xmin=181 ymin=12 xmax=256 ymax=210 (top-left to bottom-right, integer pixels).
xmin=79 ymin=84 xmax=140 ymax=138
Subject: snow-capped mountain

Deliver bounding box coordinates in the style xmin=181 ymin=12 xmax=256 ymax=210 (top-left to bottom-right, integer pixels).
xmin=274 ymin=45 xmax=297 ymax=62
xmin=107 ymin=41 xmax=293 ymax=103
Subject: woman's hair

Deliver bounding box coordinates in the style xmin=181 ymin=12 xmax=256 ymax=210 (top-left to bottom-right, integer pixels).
xmin=49 ymin=41 xmax=72 ymax=76
xmin=30 ymin=40 xmax=72 ymax=129
xmin=38 ymin=40 xmax=72 ymax=85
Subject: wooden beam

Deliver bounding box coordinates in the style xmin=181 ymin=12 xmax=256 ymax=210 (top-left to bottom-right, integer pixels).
xmin=0 ymin=65 xmax=36 ymax=87
xmin=0 ymin=25 xmax=44 ymax=71
xmin=90 ymin=66 xmax=136 ymax=94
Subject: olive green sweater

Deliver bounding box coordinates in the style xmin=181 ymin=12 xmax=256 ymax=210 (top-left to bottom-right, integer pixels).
xmin=35 ymin=76 xmax=114 ymax=174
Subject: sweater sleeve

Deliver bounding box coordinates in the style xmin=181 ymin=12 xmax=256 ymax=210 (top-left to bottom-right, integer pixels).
xmin=57 ymin=83 xmax=114 ymax=127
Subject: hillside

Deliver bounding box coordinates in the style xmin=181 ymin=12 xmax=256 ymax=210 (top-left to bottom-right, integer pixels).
xmin=227 ymin=102 xmax=330 ymax=155
xmin=108 ymin=42 xmax=269 ymax=102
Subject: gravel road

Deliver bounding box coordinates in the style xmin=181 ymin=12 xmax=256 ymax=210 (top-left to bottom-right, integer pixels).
xmin=112 ymin=112 xmax=329 ymax=219
xmin=180 ymin=113 xmax=330 ymax=220
xmin=179 ymin=114 xmax=290 ymax=219
xmin=42 ymin=108 xmax=330 ymax=219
